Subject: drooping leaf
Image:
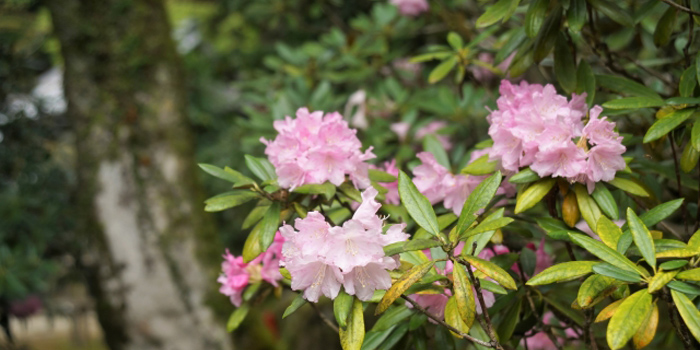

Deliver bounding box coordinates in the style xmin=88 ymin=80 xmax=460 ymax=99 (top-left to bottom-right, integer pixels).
xmin=554 ymin=34 xmax=577 ymax=93
xmin=643 ymin=108 xmax=696 ymax=143
xmin=595 ymin=298 xmax=625 ymax=323
xmin=527 ymin=261 xmax=598 ymax=285
xmin=578 ymin=274 xmax=621 ymax=308
xmin=376 ymin=261 xmax=435 ymax=315
xmin=627 ymin=208 xmax=656 ymax=269
xmin=461 ymin=255 xmax=517 ymax=290
xmin=452 ymin=262 xmax=476 ymax=328
xmin=204 ymin=190 xmax=260 ymax=212
xmin=653 ymin=7 xmax=677 ymax=47
xmin=445 ymin=296 xmax=471 ymax=337
xmin=577 ymin=60 xmax=596 ymax=105
xmin=525 ymin=0 xmax=548 ymax=37
xmin=335 ymin=290 xmax=354 ymax=328
xmin=496 ymin=298 xmax=522 ymax=341
xmin=671 ymin=289 xmax=700 ymax=343
xmin=588 ymin=0 xmax=634 ymax=27
xmin=227 ymin=304 xmax=250 ymax=332
xmin=283 ymin=293 xmax=308 ymax=319
xmin=681 ymin=142 xmax=700 ymax=173
xmin=567 ymin=0 xmax=587 ymax=32
xmin=633 ymin=303 xmax=659 ymax=349
xmin=514 ymin=178 xmax=556 ymax=214
xmin=596 ymin=74 xmax=662 ymax=99
xmin=607 ymin=289 xmax=652 ymax=350
xmin=692 ymin=121 xmax=700 ymax=152
xmin=259 ymin=202 xmax=282 ymax=254
xmin=398 ymin=171 xmax=440 ymax=237
xmin=573 ymin=184 xmax=602 ymax=232
xmin=340 ymin=297 xmax=365 ymax=350
xmin=681 ymin=64 xmax=698 ymax=98
xmin=533 ymin=6 xmax=562 ymax=62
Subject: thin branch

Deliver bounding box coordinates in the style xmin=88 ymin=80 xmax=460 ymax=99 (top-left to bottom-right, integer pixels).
xmin=683 ymin=0 xmax=696 ymax=66
xmin=659 ymin=0 xmax=700 ymax=16
xmin=402 ymin=295 xmax=497 ymax=348
xmin=309 ymin=302 xmax=339 ymax=334
xmin=670 ymin=135 xmax=689 ymax=236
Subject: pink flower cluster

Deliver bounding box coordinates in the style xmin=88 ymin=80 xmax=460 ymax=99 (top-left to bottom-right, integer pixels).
xmin=412 ymin=151 xmax=515 ymax=215
xmin=487 ymin=80 xmax=626 ymax=192
xmin=218 ymin=233 xmax=284 ymax=307
xmin=389 ymin=0 xmax=429 ymax=16
xmin=262 ymin=108 xmax=375 ymax=190
xmin=279 ymin=187 xmax=409 ymax=302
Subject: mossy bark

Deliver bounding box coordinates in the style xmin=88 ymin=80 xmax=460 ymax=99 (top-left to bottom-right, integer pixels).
xmin=47 ymin=0 xmax=230 ymax=349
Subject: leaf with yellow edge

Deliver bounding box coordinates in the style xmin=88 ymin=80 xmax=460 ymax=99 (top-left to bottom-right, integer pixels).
xmin=648 ymin=270 xmax=679 ymax=293
xmin=676 ymin=268 xmax=700 ymax=281
xmin=607 ymin=289 xmax=652 ymax=350
xmin=578 ymin=274 xmax=621 ymax=308
xmin=595 ymin=298 xmax=625 ymax=323
xmin=445 ymin=296 xmax=471 ymax=337
xmin=573 ymin=184 xmax=602 ymax=234
xmin=633 ymin=303 xmax=659 ymax=349
xmin=514 ymin=178 xmax=555 ymax=214
xmin=656 ymin=248 xmax=700 ymax=258
xmin=671 ymin=289 xmax=700 ymax=343
xmin=340 ymin=297 xmax=365 ymax=350
xmin=376 ymin=261 xmax=435 ymax=315
xmin=527 ymin=261 xmax=598 ymax=285
xmin=597 ymin=216 xmax=623 ymax=250
xmin=461 ymin=255 xmax=517 ymax=290
xmin=452 ymin=261 xmax=476 ymax=328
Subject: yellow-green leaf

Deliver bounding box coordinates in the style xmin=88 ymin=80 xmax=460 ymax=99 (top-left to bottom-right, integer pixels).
xmin=656 ymin=248 xmax=700 ymax=258
xmin=671 ymin=289 xmax=700 ymax=343
xmin=681 ymin=141 xmax=700 ymax=173
xmin=643 ymin=108 xmax=696 ymax=143
xmin=445 ymin=296 xmax=471 ymax=337
xmin=633 ymin=303 xmax=659 ymax=349
xmin=647 ymin=270 xmax=678 ymax=293
xmin=653 ymin=7 xmax=677 ymax=47
xmin=428 ymin=56 xmax=458 ymax=84
xmin=627 ymin=208 xmax=656 ymax=269
xmin=476 ymin=0 xmax=519 ymax=27
xmin=204 ymin=190 xmax=259 ymax=212
xmin=376 ymin=261 xmax=435 ymax=315
xmin=452 ymin=261 xmax=476 ymax=328
xmin=578 ymin=274 xmax=621 ymax=309
xmin=515 ymin=178 xmax=556 ymax=214
xmin=597 ymin=216 xmax=623 ymax=250
xmin=569 ymin=233 xmax=643 ymax=276
xmin=283 ymin=293 xmax=307 ymax=319
xmin=595 ymin=298 xmax=625 ymax=323
xmin=573 ymin=184 xmax=602 ymax=233
xmin=676 ymin=268 xmax=700 ymax=281
xmin=334 ymin=290 xmax=353 ymax=328
xmin=227 ymin=304 xmax=250 ymax=332
xmin=527 ymin=261 xmax=598 ymax=285
xmin=461 ymin=255 xmax=516 ymax=290
xmin=340 ymin=297 xmax=365 ymax=350
xmin=460 ymin=155 xmax=498 ymax=175
xmin=607 ymin=289 xmax=652 ymax=350
xmin=602 ymin=97 xmax=665 ymax=110
xmin=608 ymin=177 xmax=650 ymax=197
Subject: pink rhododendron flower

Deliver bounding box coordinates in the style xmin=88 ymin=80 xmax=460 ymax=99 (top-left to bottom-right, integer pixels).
xmin=390 ymin=0 xmax=429 ymax=16
xmin=415 ymin=121 xmax=452 ymax=150
xmin=390 ymin=122 xmax=411 ymax=141
xmin=487 ymin=80 xmax=626 ymax=192
xmin=218 ymin=233 xmax=286 ymax=307
xmin=280 ymin=187 xmax=408 ymax=302
xmin=262 ymin=107 xmax=375 ymax=190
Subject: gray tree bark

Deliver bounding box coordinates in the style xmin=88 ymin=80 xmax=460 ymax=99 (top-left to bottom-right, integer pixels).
xmin=46 ymin=1 xmax=230 ymax=349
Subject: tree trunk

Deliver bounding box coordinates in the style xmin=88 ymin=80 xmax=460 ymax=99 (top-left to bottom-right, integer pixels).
xmin=46 ymin=1 xmax=230 ymax=349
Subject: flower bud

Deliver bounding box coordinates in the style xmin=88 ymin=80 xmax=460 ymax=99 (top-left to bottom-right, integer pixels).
xmin=562 ymin=191 xmax=580 ymax=228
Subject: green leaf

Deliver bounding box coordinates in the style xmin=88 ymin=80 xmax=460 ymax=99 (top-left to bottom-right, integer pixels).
xmin=339 ymin=182 xmax=363 ymax=203
xmin=335 ymin=290 xmax=354 ymax=328
xmin=423 ymin=134 xmax=450 ymax=169
xmin=653 ymin=7 xmax=678 ymax=47
xmin=410 ymin=51 xmax=453 ymax=63
xmin=533 ymin=6 xmax=562 ymax=62
xmin=496 ymin=30 xmax=527 ymax=64
xmin=293 ymin=182 xmax=336 ymax=201
xmin=607 ymin=290 xmax=652 ymax=350
xmin=461 ymin=255 xmax=517 ymax=290
xmin=632 ymin=198 xmax=684 ymax=230
xmin=227 ymin=304 xmax=250 ymax=332
xmin=198 ymin=163 xmax=255 ymax=187
xmin=204 ymin=190 xmax=259 ymax=212
xmin=554 ymin=34 xmax=577 ymax=93
xmin=627 ymin=208 xmax=656 ymax=269
xmin=578 ymin=274 xmax=621 ymax=308
xmin=428 ymin=56 xmax=458 ymax=84
xmin=447 ymin=32 xmax=463 ymax=50
xmin=461 ymin=217 xmax=514 ymax=240
xmin=544 ymin=296 xmax=585 ymax=326
xmin=577 ymin=60 xmax=596 ymax=105
xmin=573 ymin=184 xmax=602 ymax=233
xmin=608 ymin=177 xmax=651 ymax=197
xmin=602 ymin=97 xmax=665 ymax=110
xmin=368 ymin=169 xmax=397 ymax=183
xmin=681 ymin=142 xmax=700 ymax=173
xmin=527 ymin=261 xmax=598 ymax=285
xmin=460 ymin=155 xmax=498 ymax=175
xmin=525 ymin=0 xmax=548 ymax=37
xmin=659 ymin=260 xmax=688 ymax=271
xmin=592 ymin=263 xmax=643 ymax=283
xmin=680 ymin=64 xmax=697 ymax=98
xmin=376 ymin=261 xmax=435 ymax=315
xmin=496 ymin=298 xmax=522 ymax=341
xmin=592 ymin=184 xmax=619 ymax=220
xmin=476 ymin=0 xmax=519 ymax=27
xmin=671 ymin=289 xmax=700 ymax=343
xmin=596 ymin=75 xmax=662 ymax=99
xmin=569 ymin=233 xmax=642 ymax=276
xmin=567 ymin=0 xmax=587 ymax=32
xmin=259 ymin=202 xmax=281 ymax=253
xmin=283 ymin=293 xmax=308 ymax=319
xmin=242 ymin=204 xmax=269 ymax=229
xmin=643 ymin=108 xmax=695 ymax=143
xmin=648 ymin=270 xmax=678 ymax=293
xmin=508 ymin=167 xmax=540 ymax=184
xmin=597 ymin=216 xmax=623 ymax=250
xmin=384 ymin=239 xmax=441 ymax=256
xmin=666 ymin=97 xmax=700 ymax=106
xmin=692 ymin=122 xmax=700 ymax=152
xmin=244 ymin=155 xmax=277 ymax=181
xmin=415 ymin=213 xmax=458 ymax=240
xmin=452 ymin=262 xmax=476 ymax=328
xmin=455 ymin=171 xmax=503 ymax=237
xmin=514 ymin=178 xmax=556 ymax=214
xmin=398 ymin=171 xmax=440 ymax=237
xmin=669 ymin=281 xmax=700 ymax=295
xmin=480 ymin=278 xmax=508 ymax=294
xmin=464 ymin=208 xmax=506 ymax=256
xmin=340 ymin=297 xmax=365 ymax=350
xmin=371 ymin=305 xmax=413 ymax=332
xmin=588 ymin=0 xmax=634 ymax=27
xmin=676 ymin=268 xmax=700 ymax=281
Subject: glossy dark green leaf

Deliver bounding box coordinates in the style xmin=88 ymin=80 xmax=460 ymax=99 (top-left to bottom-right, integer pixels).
xmin=644 ymin=108 xmax=696 ymax=143
xmin=371 ymin=305 xmax=413 ymax=332
xmin=588 ymin=0 xmax=634 ymax=27
xmin=567 ymin=0 xmax=587 ymax=32
xmin=496 ymin=298 xmax=522 ymax=341
xmin=533 ymin=6 xmax=562 ymax=62
xmin=592 ymin=263 xmax=643 ymax=283
xmin=592 ymin=184 xmax=619 ymax=220
xmin=666 ymin=97 xmax=700 ymax=106
xmin=681 ymin=64 xmax=697 ymax=98
xmin=259 ymin=201 xmax=282 ymax=253
xmin=508 ymin=167 xmax=540 ymax=184
xmin=554 ymin=34 xmax=577 ymax=93
xmin=577 ymin=60 xmax=596 ymax=105
xmin=668 ymin=281 xmax=700 ymax=295
xmin=653 ymin=7 xmax=677 ymax=47
xmin=596 ymin=74 xmax=662 ymax=99
xmin=244 ymin=155 xmax=277 ymax=181
xmin=659 ymin=260 xmax=688 ymax=270
xmin=455 ymin=171 xmax=502 ymax=237
xmin=525 ymin=0 xmax=548 ymax=37
xmin=398 ymin=171 xmax=440 ymax=237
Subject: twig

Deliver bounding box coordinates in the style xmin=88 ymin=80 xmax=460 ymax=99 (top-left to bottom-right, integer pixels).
xmin=669 ymin=135 xmax=689 ymax=236
xmin=584 ymin=309 xmax=599 ymax=350
xmin=659 ymin=0 xmax=700 ymax=16
xmin=402 ymin=295 xmax=498 ymax=348
xmin=309 ymin=302 xmax=339 ymax=334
